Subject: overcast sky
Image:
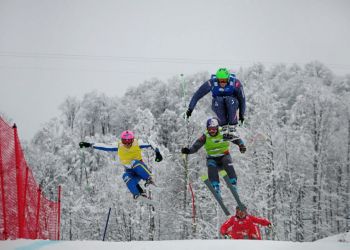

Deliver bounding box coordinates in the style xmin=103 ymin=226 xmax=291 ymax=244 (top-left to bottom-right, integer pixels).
xmin=1 ymin=0 xmax=349 ymax=141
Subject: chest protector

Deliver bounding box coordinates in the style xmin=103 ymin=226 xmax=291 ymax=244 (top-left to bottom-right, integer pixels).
xmin=118 ymin=140 xmax=142 ymax=165
xmin=204 ymin=129 xmax=230 ymax=157
xmin=210 ymin=74 xmax=237 ymax=97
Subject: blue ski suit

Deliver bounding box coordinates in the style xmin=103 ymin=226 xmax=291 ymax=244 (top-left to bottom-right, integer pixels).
xmin=91 ymin=140 xmax=157 ymax=196
xmin=188 ymin=74 xmax=246 ymax=126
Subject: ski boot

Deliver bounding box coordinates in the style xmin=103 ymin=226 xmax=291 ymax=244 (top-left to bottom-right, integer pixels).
xmin=223 ymin=125 xmax=237 ymax=140
xmin=229 ymin=125 xmax=237 ymax=137
xmin=133 ymin=187 xmax=148 ymax=199
xmin=222 ymin=125 xmax=230 ymax=140
xmin=133 ymin=184 xmax=147 ymax=199
xmin=133 ymin=192 xmax=148 ymax=199
xmin=144 ymin=177 xmax=156 ymax=187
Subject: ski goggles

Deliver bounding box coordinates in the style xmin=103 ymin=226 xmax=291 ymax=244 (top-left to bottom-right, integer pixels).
xmin=236 ymin=211 xmax=247 ymax=218
xmin=207 ymin=126 xmax=218 ymax=134
xmin=218 ymin=78 xmax=228 ymax=84
xmin=236 ymin=208 xmax=247 ymax=218
xmin=121 ymin=138 xmax=134 ymax=145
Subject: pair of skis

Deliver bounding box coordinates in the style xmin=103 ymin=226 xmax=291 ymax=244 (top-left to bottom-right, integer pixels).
xmin=201 ymin=170 xmax=245 ymax=216
xmin=137 ymin=170 xmax=246 ymax=213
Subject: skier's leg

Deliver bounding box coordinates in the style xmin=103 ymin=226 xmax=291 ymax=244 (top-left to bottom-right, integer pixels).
xmin=131 ymin=160 xmax=153 ymax=181
xmin=224 ymin=96 xmax=239 ymax=126
xmin=222 ymin=154 xmax=237 ymax=186
xmin=212 ymin=97 xmax=230 ymax=138
xmin=212 ymin=97 xmax=227 ymax=126
xmin=122 ymin=171 xmax=142 ymax=197
xmin=207 ymin=158 xmax=221 ymax=197
xmin=224 ymin=96 xmax=239 ymax=138
xmin=136 ymin=184 xmax=147 ymax=197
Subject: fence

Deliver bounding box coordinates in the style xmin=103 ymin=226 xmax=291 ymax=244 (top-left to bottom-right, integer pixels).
xmin=0 ymin=117 xmax=61 ymax=240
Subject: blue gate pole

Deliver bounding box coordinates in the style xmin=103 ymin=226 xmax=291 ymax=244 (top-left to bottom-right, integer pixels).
xmin=102 ymin=208 xmax=112 ymax=241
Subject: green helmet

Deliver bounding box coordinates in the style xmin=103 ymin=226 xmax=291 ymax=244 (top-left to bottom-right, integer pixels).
xmin=216 ymin=68 xmax=230 ymax=79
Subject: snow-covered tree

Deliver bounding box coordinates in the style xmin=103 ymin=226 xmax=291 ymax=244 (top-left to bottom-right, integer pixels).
xmin=19 ymin=62 xmax=349 ymax=242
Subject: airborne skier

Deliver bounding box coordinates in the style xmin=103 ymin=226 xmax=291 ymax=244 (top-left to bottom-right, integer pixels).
xmin=181 ymin=117 xmax=246 ymax=198
xmin=185 ymin=68 xmax=246 ymax=140
xmin=79 ymin=130 xmax=162 ymax=200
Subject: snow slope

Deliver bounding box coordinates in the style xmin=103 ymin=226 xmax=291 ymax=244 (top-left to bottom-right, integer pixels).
xmin=317 ymin=231 xmax=350 ymax=243
xmin=1 ymin=233 xmax=349 ymax=250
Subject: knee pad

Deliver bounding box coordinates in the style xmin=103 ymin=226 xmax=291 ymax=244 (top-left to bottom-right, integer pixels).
xmin=230 ymin=178 xmax=237 ymax=185
xmin=211 ymin=181 xmax=221 ymax=193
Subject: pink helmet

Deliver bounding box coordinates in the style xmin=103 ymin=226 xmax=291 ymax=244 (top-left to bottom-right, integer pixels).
xmin=121 ymin=130 xmax=134 ymax=145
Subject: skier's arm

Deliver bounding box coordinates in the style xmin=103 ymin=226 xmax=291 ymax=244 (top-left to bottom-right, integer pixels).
xmin=92 ymin=143 xmax=118 ymax=152
xmin=181 ymin=135 xmax=206 ymax=155
xmin=139 ymin=142 xmax=153 ymax=150
xmin=229 ymin=135 xmax=244 ymax=146
xmin=229 ymin=135 xmax=246 ymax=153
xmin=250 ymin=215 xmax=271 ymax=227
xmin=188 ymin=81 xmax=212 ymax=112
xmin=189 ymin=135 xmax=206 ymax=153
xmin=220 ymin=217 xmax=234 ymax=235
xmin=139 ymin=140 xmax=163 ymax=162
xmin=235 ymin=79 xmax=246 ymax=119
xmin=79 ymin=142 xmax=118 ymax=152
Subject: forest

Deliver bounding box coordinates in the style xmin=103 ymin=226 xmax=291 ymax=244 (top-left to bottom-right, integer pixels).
xmin=17 ymin=61 xmax=350 ymax=242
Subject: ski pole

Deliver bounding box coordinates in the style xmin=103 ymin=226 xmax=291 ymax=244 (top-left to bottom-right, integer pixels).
xmin=180 ymin=73 xmax=191 ymax=122
xmin=102 ymin=208 xmax=111 ymax=241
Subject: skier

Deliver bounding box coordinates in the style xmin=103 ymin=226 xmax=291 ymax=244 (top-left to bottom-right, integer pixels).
xmin=185 ymin=68 xmax=246 ymax=140
xmin=221 ymin=206 xmax=272 ymax=240
xmin=181 ymin=117 xmax=246 ymax=197
xmin=79 ymin=130 xmax=163 ymax=200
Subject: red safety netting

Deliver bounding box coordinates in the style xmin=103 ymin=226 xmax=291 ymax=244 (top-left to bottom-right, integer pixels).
xmin=0 ymin=117 xmax=61 ymax=240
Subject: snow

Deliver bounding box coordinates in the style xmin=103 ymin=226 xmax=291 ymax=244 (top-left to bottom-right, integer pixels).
xmin=1 ymin=233 xmax=349 ymax=250
xmin=317 ymin=231 xmax=350 ymax=243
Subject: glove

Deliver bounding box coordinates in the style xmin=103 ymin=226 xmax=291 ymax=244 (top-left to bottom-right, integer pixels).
xmin=79 ymin=142 xmax=92 ymax=148
xmin=239 ymin=144 xmax=246 ymax=154
xmin=185 ymin=109 xmax=192 ymax=119
xmin=223 ymin=234 xmax=231 ymax=239
xmin=181 ymin=147 xmax=190 ymax=154
xmin=155 ymin=148 xmax=163 ymax=162
xmin=239 ymin=115 xmax=244 ymax=125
